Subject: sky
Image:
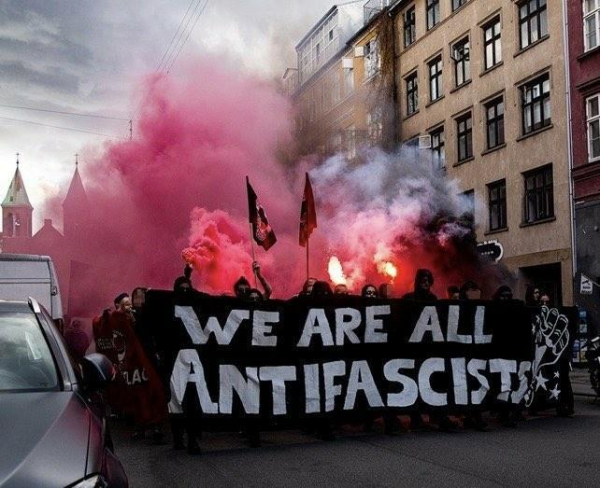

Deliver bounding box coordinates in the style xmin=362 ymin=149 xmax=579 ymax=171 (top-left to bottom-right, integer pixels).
xmin=0 ymin=0 xmax=350 ymax=229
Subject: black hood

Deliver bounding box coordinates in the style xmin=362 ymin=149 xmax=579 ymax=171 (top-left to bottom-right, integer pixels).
xmin=0 ymin=391 xmax=90 ymax=487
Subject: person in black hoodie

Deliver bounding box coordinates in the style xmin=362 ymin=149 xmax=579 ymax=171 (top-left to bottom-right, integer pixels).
xmin=401 ymin=270 xmax=458 ymax=432
xmin=402 ymin=269 xmax=437 ymax=301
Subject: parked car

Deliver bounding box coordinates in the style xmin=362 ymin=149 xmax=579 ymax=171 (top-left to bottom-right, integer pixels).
xmin=0 ymin=298 xmax=128 ymax=488
xmin=0 ymin=254 xmax=64 ymax=330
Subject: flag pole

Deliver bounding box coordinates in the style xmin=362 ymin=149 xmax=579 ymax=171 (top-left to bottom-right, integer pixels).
xmin=306 ymin=237 xmax=310 ymax=283
xmin=249 ymin=223 xmax=258 ymax=287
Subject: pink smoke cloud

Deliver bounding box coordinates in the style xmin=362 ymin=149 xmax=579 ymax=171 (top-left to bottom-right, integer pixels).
xmin=36 ymin=57 xmax=504 ymax=317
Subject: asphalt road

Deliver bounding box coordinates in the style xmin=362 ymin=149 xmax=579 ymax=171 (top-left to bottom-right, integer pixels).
xmin=113 ymin=393 xmax=600 ymax=488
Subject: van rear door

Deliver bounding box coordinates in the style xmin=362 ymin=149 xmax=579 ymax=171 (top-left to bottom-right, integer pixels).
xmin=0 ymin=260 xmax=53 ymax=313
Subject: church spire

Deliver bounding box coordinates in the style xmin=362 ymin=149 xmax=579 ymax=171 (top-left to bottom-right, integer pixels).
xmin=2 ymin=156 xmax=33 ymax=237
xmin=3 ymin=157 xmax=32 ymax=209
xmin=63 ymin=155 xmax=90 ymax=238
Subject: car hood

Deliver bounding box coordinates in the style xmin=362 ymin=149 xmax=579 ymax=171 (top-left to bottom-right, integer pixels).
xmin=0 ymin=391 xmax=90 ymax=488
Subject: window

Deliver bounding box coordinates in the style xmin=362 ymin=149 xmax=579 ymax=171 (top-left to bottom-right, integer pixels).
xmin=524 ymin=165 xmax=554 ymax=223
xmin=461 ymin=189 xmax=475 ymax=223
xmin=331 ymin=72 xmax=341 ymax=106
xmin=429 ymin=56 xmax=443 ymax=101
xmin=587 ymin=94 xmax=600 ymax=161
xmin=344 ymin=125 xmax=357 ymax=160
xmin=483 ymin=17 xmax=502 ymax=70
xmin=427 ymin=0 xmax=440 ymax=30
xmin=452 ymin=38 xmax=470 ymax=87
xmin=518 ymin=0 xmax=548 ymax=50
xmin=0 ymin=312 xmax=60 ymax=392
xmin=364 ymin=39 xmax=380 ymax=79
xmin=404 ymin=6 xmax=416 ymax=47
xmin=430 ymin=126 xmax=445 ymax=169
xmin=485 ymin=97 xmax=504 ymax=149
xmin=452 ymin=0 xmax=468 ymax=11
xmin=367 ymin=107 xmax=383 ymax=146
xmin=585 ymin=0 xmax=600 ymax=51
xmin=521 ymin=73 xmax=551 ymax=134
xmin=488 ymin=179 xmax=507 ymax=231
xmin=406 ymin=72 xmax=419 ymax=115
xmin=330 ymin=133 xmax=342 ymax=153
xmin=456 ymin=112 xmax=473 ymax=162
xmin=344 ymin=67 xmax=354 ymax=96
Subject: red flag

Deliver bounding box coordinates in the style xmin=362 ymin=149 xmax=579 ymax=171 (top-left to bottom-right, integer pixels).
xmin=246 ymin=176 xmax=277 ymax=251
xmin=299 ymin=173 xmax=317 ymax=246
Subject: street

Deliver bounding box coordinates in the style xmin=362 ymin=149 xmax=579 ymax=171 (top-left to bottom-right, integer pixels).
xmin=113 ymin=380 xmax=600 ymax=488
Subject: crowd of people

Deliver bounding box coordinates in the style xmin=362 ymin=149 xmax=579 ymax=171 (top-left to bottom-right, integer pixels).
xmin=80 ymin=262 xmax=561 ymax=455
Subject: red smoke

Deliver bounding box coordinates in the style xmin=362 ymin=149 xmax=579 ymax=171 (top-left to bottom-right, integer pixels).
xmin=37 ymin=58 xmax=503 ymax=317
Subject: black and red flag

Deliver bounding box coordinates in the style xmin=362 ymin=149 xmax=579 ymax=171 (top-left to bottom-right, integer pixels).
xmin=299 ymin=172 xmax=317 ymax=247
xmin=246 ymin=176 xmax=277 ymax=251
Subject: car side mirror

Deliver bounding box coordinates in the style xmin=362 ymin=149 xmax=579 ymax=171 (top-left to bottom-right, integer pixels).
xmin=81 ymin=353 xmax=116 ymax=389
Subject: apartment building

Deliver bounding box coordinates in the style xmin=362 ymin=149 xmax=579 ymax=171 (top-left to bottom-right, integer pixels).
xmin=394 ymin=0 xmax=573 ymax=305
xmin=288 ymin=0 xmax=572 ymax=304
xmin=289 ymin=2 xmax=394 ymax=159
xmin=567 ymin=0 xmax=600 ymax=330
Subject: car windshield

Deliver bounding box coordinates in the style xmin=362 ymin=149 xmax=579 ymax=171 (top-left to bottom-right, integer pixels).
xmin=0 ymin=312 xmax=59 ymax=392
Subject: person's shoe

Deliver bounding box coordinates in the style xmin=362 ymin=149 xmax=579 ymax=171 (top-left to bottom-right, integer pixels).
xmin=464 ymin=415 xmax=490 ymax=432
xmin=187 ymin=439 xmax=201 ymax=455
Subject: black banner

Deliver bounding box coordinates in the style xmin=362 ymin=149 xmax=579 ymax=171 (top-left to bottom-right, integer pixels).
xmin=145 ymin=291 xmax=576 ymax=427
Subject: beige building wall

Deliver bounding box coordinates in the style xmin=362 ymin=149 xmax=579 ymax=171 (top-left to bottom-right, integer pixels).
xmin=395 ymin=0 xmax=573 ymax=304
xmin=294 ymin=24 xmax=384 ymax=158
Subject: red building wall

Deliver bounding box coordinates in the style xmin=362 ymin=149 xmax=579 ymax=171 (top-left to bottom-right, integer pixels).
xmin=568 ymin=0 xmax=600 ymax=201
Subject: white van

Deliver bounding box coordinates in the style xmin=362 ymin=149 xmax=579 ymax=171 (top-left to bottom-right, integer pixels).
xmin=0 ymin=254 xmax=64 ymax=327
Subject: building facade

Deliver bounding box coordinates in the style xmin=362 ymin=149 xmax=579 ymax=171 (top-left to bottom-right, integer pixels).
xmin=567 ymin=0 xmax=600 ymax=331
xmin=289 ymin=0 xmax=573 ymax=305
xmin=0 ymin=159 xmax=93 ymax=318
xmin=290 ymin=2 xmax=396 ymax=160
xmin=393 ymin=0 xmax=572 ymax=305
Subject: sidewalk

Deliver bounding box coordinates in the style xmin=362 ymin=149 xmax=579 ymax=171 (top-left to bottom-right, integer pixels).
xmin=572 ymin=366 xmax=597 ymax=396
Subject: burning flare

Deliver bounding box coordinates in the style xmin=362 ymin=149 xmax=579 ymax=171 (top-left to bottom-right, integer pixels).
xmin=328 ymin=256 xmax=348 ymax=286
xmin=377 ymin=260 xmax=398 ymax=284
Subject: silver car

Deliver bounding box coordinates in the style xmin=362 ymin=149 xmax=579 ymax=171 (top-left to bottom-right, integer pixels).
xmin=0 ymin=298 xmax=128 ymax=488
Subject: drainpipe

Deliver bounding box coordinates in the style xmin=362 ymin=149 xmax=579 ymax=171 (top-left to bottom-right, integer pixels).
xmin=562 ymin=0 xmax=577 ymax=295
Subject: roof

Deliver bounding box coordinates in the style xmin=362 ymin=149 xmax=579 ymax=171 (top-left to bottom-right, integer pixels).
xmin=2 ymin=166 xmax=32 ymax=208
xmin=296 ymin=5 xmax=338 ymax=50
xmin=33 ymin=220 xmax=64 ymax=241
xmin=63 ymin=166 xmax=88 ymax=208
xmin=0 ymin=253 xmax=53 ymax=262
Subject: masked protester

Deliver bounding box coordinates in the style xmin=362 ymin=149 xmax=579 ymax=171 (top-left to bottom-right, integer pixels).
xmin=334 ymin=284 xmax=349 ymax=296
xmin=169 ymin=273 xmax=204 ymax=454
xmin=447 ymin=285 xmax=460 ymax=300
xmin=361 ymin=284 xmax=378 ymax=298
xmin=401 ymin=271 xmax=458 ymax=432
xmin=234 ymin=261 xmax=272 ymax=300
xmin=300 ymin=277 xmax=317 ymax=296
xmin=459 ymin=283 xmax=491 ymax=431
xmin=64 ymin=319 xmax=90 ymax=363
xmin=540 ymin=293 xmax=551 ymax=307
xmin=460 ymin=280 xmax=482 ymax=300
xmin=93 ymin=293 xmax=167 ymax=443
xmin=493 ymin=285 xmax=513 ymax=301
xmin=402 ymin=269 xmax=437 ymax=301
xmin=525 ymin=285 xmax=541 ymax=306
